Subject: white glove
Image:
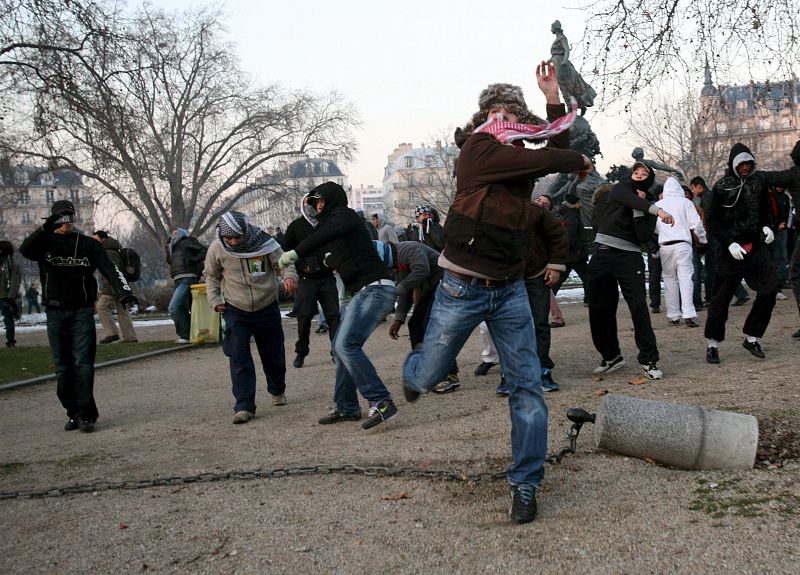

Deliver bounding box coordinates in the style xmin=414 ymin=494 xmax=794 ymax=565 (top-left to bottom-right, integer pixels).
xmin=728 ymin=242 xmax=747 ymax=260
xmin=278 ymin=249 xmax=298 ymax=269
xmin=762 ymin=226 xmax=774 ymax=244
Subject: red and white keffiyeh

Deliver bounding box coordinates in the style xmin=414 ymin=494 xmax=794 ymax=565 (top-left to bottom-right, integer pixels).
xmin=474 ymin=99 xmax=578 ymax=145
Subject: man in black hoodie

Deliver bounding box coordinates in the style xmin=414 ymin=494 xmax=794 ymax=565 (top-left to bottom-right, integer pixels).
xmin=279 ymin=182 xmax=397 ymax=430
xmin=21 ymin=200 xmax=136 ymax=432
xmin=766 ymin=140 xmax=800 ymax=338
xmin=704 ymin=143 xmax=790 ymax=362
xmin=588 ymin=162 xmax=674 ymax=380
xmin=282 ymin=195 xmax=341 ymax=368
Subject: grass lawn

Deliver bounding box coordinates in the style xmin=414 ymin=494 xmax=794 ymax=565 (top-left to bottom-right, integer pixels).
xmin=0 ymin=340 xmax=184 ymax=385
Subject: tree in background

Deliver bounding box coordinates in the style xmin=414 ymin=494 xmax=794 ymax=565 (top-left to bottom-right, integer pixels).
xmin=624 ymin=86 xmax=731 ymax=184
xmin=1 ymin=2 xmax=358 ymax=247
xmin=580 ymin=0 xmax=800 ymax=110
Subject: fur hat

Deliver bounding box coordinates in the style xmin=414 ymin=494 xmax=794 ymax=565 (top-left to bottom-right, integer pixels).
xmin=465 ymin=83 xmax=544 ymax=131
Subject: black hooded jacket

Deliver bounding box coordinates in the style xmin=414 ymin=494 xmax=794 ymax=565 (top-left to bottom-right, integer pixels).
xmin=294 ymin=182 xmax=390 ymax=293
xmin=707 ymin=142 xmax=787 ymax=247
xmin=594 ymin=165 xmax=659 ymax=250
xmin=20 ymin=226 xmax=132 ymax=310
xmin=762 ymin=140 xmax=800 ymax=218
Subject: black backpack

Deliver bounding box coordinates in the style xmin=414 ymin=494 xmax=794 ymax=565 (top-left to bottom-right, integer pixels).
xmin=119 ymin=248 xmax=142 ymax=282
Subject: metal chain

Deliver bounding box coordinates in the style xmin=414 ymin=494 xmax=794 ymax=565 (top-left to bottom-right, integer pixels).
xmin=0 ymin=464 xmax=508 ymax=501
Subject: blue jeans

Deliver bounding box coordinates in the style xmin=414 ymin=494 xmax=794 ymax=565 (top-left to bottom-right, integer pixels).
xmin=332 ymin=284 xmax=396 ymax=412
xmin=403 ymin=272 xmax=548 ymax=486
xmin=168 ymin=277 xmax=197 ymax=339
xmin=222 ymin=302 xmax=286 ymax=413
xmin=46 ymin=307 xmax=98 ymax=421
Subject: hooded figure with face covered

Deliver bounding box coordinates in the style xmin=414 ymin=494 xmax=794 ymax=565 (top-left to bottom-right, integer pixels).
xmin=704 ymin=142 xmax=791 ymax=362
xmin=282 ymin=194 xmax=341 ymax=368
xmin=279 ymin=181 xmax=398 ymax=431
xmin=588 ymin=161 xmax=674 ymax=382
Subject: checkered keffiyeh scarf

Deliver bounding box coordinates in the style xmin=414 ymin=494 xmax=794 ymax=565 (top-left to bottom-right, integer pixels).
xmin=474 ymin=99 xmax=578 ymax=145
xmin=216 ymin=211 xmax=280 ymax=258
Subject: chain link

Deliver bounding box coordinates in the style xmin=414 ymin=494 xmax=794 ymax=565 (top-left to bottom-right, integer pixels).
xmin=0 ymin=464 xmax=508 ymax=501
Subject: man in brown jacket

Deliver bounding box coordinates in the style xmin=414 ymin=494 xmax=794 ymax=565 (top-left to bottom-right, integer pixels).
xmin=402 ymin=61 xmax=589 ymax=524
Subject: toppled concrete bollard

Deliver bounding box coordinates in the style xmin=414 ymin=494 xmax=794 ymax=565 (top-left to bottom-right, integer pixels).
xmin=594 ymin=394 xmax=758 ymax=470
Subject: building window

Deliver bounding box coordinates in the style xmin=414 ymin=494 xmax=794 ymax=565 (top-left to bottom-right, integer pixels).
xmin=306 ymin=162 xmax=314 ymax=176
xmin=18 ymin=190 xmax=31 ymax=204
xmin=45 ymin=189 xmax=55 ymax=204
xmin=428 ymin=174 xmax=435 ymax=185
xmin=404 ymin=156 xmax=413 ymax=168
xmin=406 ymin=173 xmax=414 ymax=187
xmin=320 ymin=161 xmax=329 ymax=174
xmin=40 ymin=173 xmax=55 ymax=186
xmin=70 ymin=189 xmax=80 ymax=203
xmin=21 ymin=211 xmax=32 ymax=224
xmin=14 ymin=169 xmax=29 ymax=185
xmin=425 ymin=155 xmax=434 ymax=166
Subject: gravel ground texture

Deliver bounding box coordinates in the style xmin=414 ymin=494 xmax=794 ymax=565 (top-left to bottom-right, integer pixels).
xmin=1 ymin=299 xmax=799 ymax=574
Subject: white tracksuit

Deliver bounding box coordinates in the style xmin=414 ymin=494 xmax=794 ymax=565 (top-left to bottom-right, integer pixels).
xmin=656 ymin=178 xmax=708 ymax=321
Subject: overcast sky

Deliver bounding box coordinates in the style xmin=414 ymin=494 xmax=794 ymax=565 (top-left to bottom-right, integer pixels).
xmin=153 ymin=0 xmax=666 ymax=187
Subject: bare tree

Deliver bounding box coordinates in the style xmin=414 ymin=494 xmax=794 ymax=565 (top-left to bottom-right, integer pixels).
xmin=581 ymin=0 xmax=800 ymax=110
xmin=625 ymin=87 xmax=731 ymax=184
xmin=1 ymin=3 xmax=358 ymax=246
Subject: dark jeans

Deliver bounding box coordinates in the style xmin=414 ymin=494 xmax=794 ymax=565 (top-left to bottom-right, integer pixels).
xmin=705 ymin=242 xmax=778 ymax=342
xmin=553 ymin=258 xmax=589 ymax=303
xmin=406 ymin=287 xmax=458 ymax=375
xmin=27 ymin=300 xmax=41 ymax=314
xmin=47 ymin=307 xmax=98 ymax=421
xmin=1 ymin=299 xmax=15 ymax=346
xmin=524 ymin=276 xmax=555 ymax=370
xmin=295 ymin=275 xmax=340 ymax=357
xmin=588 ymin=249 xmax=659 ymax=365
xmin=222 ymin=302 xmax=286 ymax=413
xmin=648 ymin=253 xmax=662 ymax=308
xmin=791 ymin=234 xmax=800 ymax=309
xmin=768 ymin=229 xmax=789 ymax=289
xmin=705 ymin=239 xmax=748 ymax=302
xmin=692 ymin=249 xmax=705 ymax=307
xmin=168 ymin=276 xmax=197 ymax=339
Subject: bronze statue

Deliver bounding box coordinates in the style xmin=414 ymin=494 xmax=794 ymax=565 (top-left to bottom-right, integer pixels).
xmin=549 ymin=20 xmax=596 ymax=115
xmin=631 ymin=147 xmax=685 ymax=181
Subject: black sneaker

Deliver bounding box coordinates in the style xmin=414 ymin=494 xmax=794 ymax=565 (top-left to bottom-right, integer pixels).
xmin=76 ymin=416 xmax=95 ymax=433
xmin=64 ymin=418 xmax=79 ymax=431
xmin=474 ymin=361 xmax=498 ymax=376
xmin=509 ymin=484 xmax=538 ymax=524
xmin=293 ymin=354 xmax=305 ymax=368
xmin=361 ymin=400 xmax=398 ymax=429
xmin=549 ymin=321 xmax=566 ymax=328
xmin=433 ymin=374 xmax=460 ymax=394
xmin=742 ymin=340 xmax=765 ymax=358
xmin=685 ymin=317 xmax=700 ymax=328
xmin=99 ymin=334 xmax=119 ymax=344
xmin=668 ymin=318 xmax=681 ymax=325
xmin=318 ymin=409 xmax=361 ymax=425
xmin=732 ymin=296 xmax=750 ymax=307
xmin=651 ymin=306 xmax=660 ymax=314
xmin=402 ymin=384 xmax=421 ymax=403
xmin=495 ymin=377 xmax=509 ymax=397
xmin=285 ymin=310 xmax=298 ymax=318
xmin=706 ymin=347 xmax=720 ymax=364
xmin=541 ymin=369 xmax=559 ymax=392
xmin=793 ymin=329 xmax=800 ymax=339
xmin=592 ymin=355 xmax=625 ymax=374
xmin=315 ymin=325 xmax=328 ymax=334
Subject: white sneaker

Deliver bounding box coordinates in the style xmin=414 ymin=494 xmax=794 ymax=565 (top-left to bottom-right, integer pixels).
xmin=776 ymin=292 xmax=787 ymax=300
xmin=640 ymin=363 xmax=663 ymax=380
xmin=593 ymin=355 xmax=625 ymax=374
xmin=175 ymin=338 xmax=191 ymax=344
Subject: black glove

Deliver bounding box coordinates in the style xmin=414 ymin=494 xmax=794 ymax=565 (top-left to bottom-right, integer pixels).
xmin=120 ymin=295 xmax=139 ymax=308
xmin=42 ymin=214 xmax=61 ymax=232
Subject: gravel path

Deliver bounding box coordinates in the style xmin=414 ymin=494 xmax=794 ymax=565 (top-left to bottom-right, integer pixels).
xmin=1 ymin=300 xmax=798 ymax=573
